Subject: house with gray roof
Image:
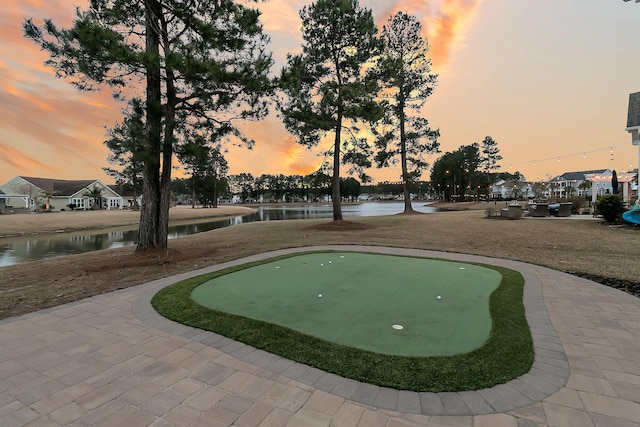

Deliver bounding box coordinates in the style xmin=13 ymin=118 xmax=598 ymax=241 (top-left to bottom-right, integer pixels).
xmin=548 ymin=169 xmax=612 ymax=199
xmin=0 ymin=176 xmax=124 ymax=212
xmin=626 ymin=91 xmax=640 ymax=139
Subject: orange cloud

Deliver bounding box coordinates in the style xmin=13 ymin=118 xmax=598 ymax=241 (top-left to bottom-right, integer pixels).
xmin=375 ymin=0 xmax=483 ymax=71
xmin=281 ymin=136 xmax=318 ymax=175
xmin=0 ymin=62 xmax=120 ymax=154
xmin=259 ymin=1 xmax=482 ymax=73
xmin=428 ymin=0 xmax=482 ymax=69
xmin=0 ymin=143 xmax=51 ymax=171
xmin=234 ymin=119 xmax=321 ymax=177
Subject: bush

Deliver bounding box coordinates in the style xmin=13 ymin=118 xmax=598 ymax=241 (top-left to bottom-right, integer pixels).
xmin=595 ymin=194 xmax=624 ymax=223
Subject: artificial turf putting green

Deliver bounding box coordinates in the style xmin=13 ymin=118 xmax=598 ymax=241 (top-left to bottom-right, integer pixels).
xmin=191 ymin=252 xmax=501 ymax=357
xmin=152 ymin=251 xmax=533 ymax=391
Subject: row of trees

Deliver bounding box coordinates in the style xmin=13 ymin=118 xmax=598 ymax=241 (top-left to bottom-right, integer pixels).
xmin=24 ymin=0 xmax=440 ymax=251
xmin=170 ymin=172 xmax=359 ymax=205
xmin=228 ymin=173 xmax=325 ymax=203
xmin=226 ymin=173 xmax=362 ymax=203
xmin=430 ymin=136 xmax=512 ymax=201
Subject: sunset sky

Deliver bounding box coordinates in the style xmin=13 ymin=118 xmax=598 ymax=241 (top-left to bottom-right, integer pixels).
xmin=2 ymin=0 xmax=640 ymax=186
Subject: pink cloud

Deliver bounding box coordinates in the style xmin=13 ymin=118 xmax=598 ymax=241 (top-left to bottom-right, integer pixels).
xmin=259 ymin=0 xmax=305 ymax=36
xmin=0 ymin=1 xmax=129 ymax=184
xmin=0 ymin=0 xmax=483 ymax=185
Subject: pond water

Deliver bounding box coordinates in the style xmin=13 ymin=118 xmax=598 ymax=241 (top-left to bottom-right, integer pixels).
xmin=0 ymin=201 xmax=435 ymax=267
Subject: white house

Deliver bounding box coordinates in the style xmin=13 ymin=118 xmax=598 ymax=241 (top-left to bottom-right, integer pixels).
xmin=547 ymin=170 xmax=610 ymax=199
xmin=545 ymin=169 xmax=637 ymax=204
xmin=491 ymin=180 xmax=534 ymax=200
xmin=585 ymin=171 xmax=637 ymax=205
xmin=0 ymin=176 xmax=124 ymax=211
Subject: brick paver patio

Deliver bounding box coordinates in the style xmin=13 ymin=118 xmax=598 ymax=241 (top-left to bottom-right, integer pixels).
xmin=1 ymin=245 xmax=639 ymax=426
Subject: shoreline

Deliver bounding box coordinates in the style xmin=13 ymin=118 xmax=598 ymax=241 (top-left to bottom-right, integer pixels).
xmin=0 ymin=199 xmax=590 ymax=239
xmin=0 ymin=205 xmax=256 ymax=238
xmin=0 ymin=200 xmax=500 ymax=238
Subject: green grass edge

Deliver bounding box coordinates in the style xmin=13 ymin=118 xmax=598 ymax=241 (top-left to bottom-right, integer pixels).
xmin=150 ymin=251 xmax=534 ymax=392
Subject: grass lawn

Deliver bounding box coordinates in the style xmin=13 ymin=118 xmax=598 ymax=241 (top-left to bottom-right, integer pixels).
xmin=2 ymin=206 xmax=639 ymax=320
xmin=152 ymin=250 xmax=533 ymax=392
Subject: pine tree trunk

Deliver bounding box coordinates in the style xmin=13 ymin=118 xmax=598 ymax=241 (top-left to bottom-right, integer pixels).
xmin=132 ymin=174 xmax=138 ymax=208
xmin=158 ymin=162 xmax=170 ymax=249
xmin=332 ymin=109 xmax=343 ymax=221
xmin=137 ymin=0 xmax=162 ymax=251
xmin=399 ymin=100 xmax=413 ymax=213
xmin=157 ymin=97 xmax=176 ymax=250
xmin=155 ymin=8 xmax=177 ymax=251
xmin=212 ymin=174 xmax=218 ymax=208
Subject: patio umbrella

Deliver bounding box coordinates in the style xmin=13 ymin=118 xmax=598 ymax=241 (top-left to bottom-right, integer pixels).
xmin=611 ymin=170 xmax=620 ymax=194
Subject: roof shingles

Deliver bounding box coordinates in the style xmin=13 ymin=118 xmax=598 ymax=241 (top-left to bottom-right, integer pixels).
xmin=20 ymin=177 xmax=99 ymax=197
xmin=626 ymin=92 xmax=640 ymax=128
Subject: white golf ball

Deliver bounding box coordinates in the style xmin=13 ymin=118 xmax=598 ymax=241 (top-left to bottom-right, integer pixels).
xmin=329 ymin=261 xmax=332 ymax=264
xmin=318 ymin=294 xmax=323 ymax=298
xmin=320 ymin=263 xmax=324 ymax=266
xmin=437 ymin=295 xmax=442 ymax=300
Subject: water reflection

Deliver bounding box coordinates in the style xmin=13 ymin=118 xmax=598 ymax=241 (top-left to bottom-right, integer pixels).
xmin=0 ymin=218 xmax=245 ymax=267
xmin=256 ymin=201 xmax=434 ymax=220
xmin=0 ymin=202 xmax=434 ymax=267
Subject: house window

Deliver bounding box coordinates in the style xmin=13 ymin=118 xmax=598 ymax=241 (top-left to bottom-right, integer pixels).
xmin=71 ymin=198 xmax=85 ymax=209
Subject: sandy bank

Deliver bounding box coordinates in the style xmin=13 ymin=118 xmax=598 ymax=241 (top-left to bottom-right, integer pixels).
xmin=0 ymin=205 xmax=255 ymax=238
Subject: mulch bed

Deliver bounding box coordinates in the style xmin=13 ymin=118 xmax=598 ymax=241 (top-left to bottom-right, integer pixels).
xmin=571 ymin=273 xmax=640 ymax=298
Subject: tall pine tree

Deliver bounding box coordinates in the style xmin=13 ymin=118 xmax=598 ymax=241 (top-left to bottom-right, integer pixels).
xmin=480 ymin=136 xmax=502 ymax=174
xmin=24 ymin=0 xmax=273 ymax=250
xmin=374 ymin=12 xmax=440 ymax=212
xmin=278 ymin=0 xmax=382 ymax=220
